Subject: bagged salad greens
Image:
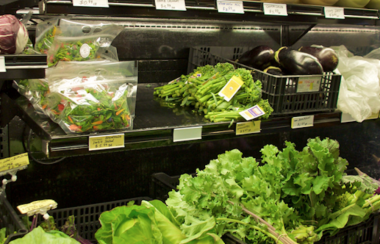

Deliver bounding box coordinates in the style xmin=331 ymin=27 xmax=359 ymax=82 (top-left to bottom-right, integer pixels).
xmin=47 ymin=19 xmax=123 ymax=67
xmin=35 ymin=17 xmax=60 ymax=54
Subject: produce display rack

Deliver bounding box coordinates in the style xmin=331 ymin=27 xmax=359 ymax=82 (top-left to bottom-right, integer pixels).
xmin=0 ymin=54 xmax=47 ymax=81
xmin=42 ymin=0 xmax=380 ymax=26
xmin=0 ymin=0 xmax=39 ymax=15
xmin=151 ymin=172 xmax=380 ymax=244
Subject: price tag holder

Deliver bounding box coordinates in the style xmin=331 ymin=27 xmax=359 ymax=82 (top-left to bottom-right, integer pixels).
xmin=218 ymin=76 xmax=244 ymax=102
xmin=73 ymin=0 xmax=109 ymax=7
xmin=18 ymin=200 xmax=57 ymax=216
xmin=217 ymin=1 xmax=244 ymax=14
xmin=89 ymin=134 xmax=124 ymax=151
xmin=173 ymin=126 xmax=202 ymax=142
xmin=239 ymin=105 xmax=265 ymax=121
xmin=341 ymin=113 xmax=356 ymax=123
xmin=0 ymin=56 xmax=5 ymax=72
xmin=324 ymin=7 xmax=345 ymax=19
xmin=0 ymin=153 xmax=29 ymax=175
xmin=291 ymin=115 xmax=314 ymax=129
xmin=263 ymin=3 xmax=287 ymax=16
xmin=236 ymin=121 xmax=261 ymax=136
xmin=297 ymin=76 xmax=322 ymax=93
xmin=155 ymin=0 xmax=186 ymax=11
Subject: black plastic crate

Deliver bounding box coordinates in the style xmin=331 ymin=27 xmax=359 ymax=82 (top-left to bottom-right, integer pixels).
xmin=21 ymin=197 xmax=151 ymax=243
xmin=187 ymin=46 xmax=342 ymax=115
xmin=151 ymin=172 xmax=380 ymax=244
xmin=0 ymin=194 xmax=27 ymax=244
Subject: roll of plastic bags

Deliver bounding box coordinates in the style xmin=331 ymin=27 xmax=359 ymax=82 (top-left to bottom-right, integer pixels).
xmin=331 ymin=45 xmax=380 ymax=122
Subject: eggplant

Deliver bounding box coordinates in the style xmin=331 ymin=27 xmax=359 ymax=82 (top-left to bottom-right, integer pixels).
xmin=299 ymin=45 xmax=339 ymax=72
xmin=264 ymin=66 xmax=284 ymax=76
xmin=275 ymin=47 xmax=323 ymax=75
xmin=238 ymin=45 xmax=275 ymax=70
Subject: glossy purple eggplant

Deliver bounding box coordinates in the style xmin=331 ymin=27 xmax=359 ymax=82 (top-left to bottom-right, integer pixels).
xmin=238 ymin=45 xmax=275 ymax=70
xmin=275 ymin=47 xmax=323 ymax=75
xmin=299 ymin=45 xmax=339 ymax=72
xmin=263 ymin=66 xmax=284 ymax=76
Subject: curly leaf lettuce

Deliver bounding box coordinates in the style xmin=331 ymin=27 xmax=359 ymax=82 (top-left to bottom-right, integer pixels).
xmin=9 ymin=227 xmax=79 ymax=244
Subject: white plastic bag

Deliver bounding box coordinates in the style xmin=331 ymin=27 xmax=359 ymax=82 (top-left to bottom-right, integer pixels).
xmin=331 ymin=45 xmax=380 ymax=122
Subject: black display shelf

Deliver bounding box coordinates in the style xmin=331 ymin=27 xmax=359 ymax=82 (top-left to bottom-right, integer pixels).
xmin=0 ymin=0 xmax=39 ymax=15
xmin=0 ymin=54 xmax=47 ymax=81
xmin=6 ymin=83 xmax=372 ymax=159
xmin=42 ymin=0 xmax=380 ymax=26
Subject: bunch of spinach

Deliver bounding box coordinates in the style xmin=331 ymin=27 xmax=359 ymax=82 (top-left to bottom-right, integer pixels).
xmin=166 ymin=137 xmax=380 ymax=244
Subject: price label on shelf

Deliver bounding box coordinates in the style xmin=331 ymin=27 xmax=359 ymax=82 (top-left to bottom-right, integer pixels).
xmin=297 ymin=76 xmax=322 ymax=93
xmin=173 ymin=126 xmax=202 ymax=142
xmin=0 ymin=56 xmax=5 ymax=72
xmin=155 ymin=0 xmax=186 ymax=11
xmin=291 ymin=115 xmax=314 ymax=129
xmin=263 ymin=3 xmax=287 ymax=16
xmin=341 ymin=113 xmax=356 ymax=123
xmin=89 ymin=134 xmax=124 ymax=151
xmin=0 ymin=153 xmax=29 ymax=173
xmin=217 ymin=1 xmax=244 ymax=14
xmin=324 ymin=7 xmax=345 ymax=19
xmin=236 ymin=121 xmax=261 ymax=136
xmin=218 ymin=76 xmax=244 ymax=102
xmin=18 ymin=199 xmax=57 ymax=216
xmin=73 ymin=0 xmax=109 ymax=7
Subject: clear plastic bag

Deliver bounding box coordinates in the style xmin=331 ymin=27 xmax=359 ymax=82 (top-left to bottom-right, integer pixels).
xmin=35 ymin=17 xmax=60 ymax=54
xmin=331 ymin=45 xmax=380 ymax=122
xmin=45 ymin=61 xmax=138 ymax=133
xmin=47 ymin=21 xmax=123 ymax=67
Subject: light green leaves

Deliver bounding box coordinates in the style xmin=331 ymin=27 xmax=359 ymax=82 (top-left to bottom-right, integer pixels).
xmin=10 ymin=227 xmax=80 ymax=244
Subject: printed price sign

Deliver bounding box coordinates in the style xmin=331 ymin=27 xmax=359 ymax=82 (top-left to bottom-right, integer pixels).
xmin=263 ymin=3 xmax=287 ymax=16
xmin=218 ymin=76 xmax=244 ymax=102
xmin=239 ymin=105 xmax=265 ymax=121
xmin=291 ymin=115 xmax=314 ymax=129
xmin=0 ymin=56 xmax=5 ymax=72
xmin=89 ymin=134 xmax=124 ymax=151
xmin=18 ymin=200 xmax=57 ymax=216
xmin=324 ymin=7 xmax=345 ymax=19
xmin=217 ymin=1 xmax=244 ymax=14
xmin=73 ymin=0 xmax=109 ymax=7
xmin=155 ymin=0 xmax=186 ymax=11
xmin=173 ymin=126 xmax=202 ymax=142
xmin=236 ymin=121 xmax=261 ymax=136
xmin=0 ymin=153 xmax=29 ymax=173
xmin=297 ymin=76 xmax=321 ymax=93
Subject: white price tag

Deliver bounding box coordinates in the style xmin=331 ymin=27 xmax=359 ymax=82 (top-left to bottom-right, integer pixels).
xmin=324 ymin=7 xmax=345 ymax=19
xmin=341 ymin=113 xmax=356 ymax=123
xmin=291 ymin=115 xmax=314 ymax=129
xmin=217 ymin=1 xmax=244 ymax=14
xmin=239 ymin=105 xmax=265 ymax=121
xmin=155 ymin=0 xmax=186 ymax=11
xmin=236 ymin=121 xmax=261 ymax=136
xmin=73 ymin=0 xmax=109 ymax=7
xmin=297 ymin=76 xmax=321 ymax=93
xmin=263 ymin=3 xmax=287 ymax=16
xmin=173 ymin=126 xmax=202 ymax=142
xmin=0 ymin=56 xmax=5 ymax=72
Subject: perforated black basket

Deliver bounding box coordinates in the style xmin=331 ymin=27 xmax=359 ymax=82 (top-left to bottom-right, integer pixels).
xmin=151 ymin=172 xmax=380 ymax=244
xmin=187 ymin=46 xmax=342 ymax=116
xmin=0 ymin=194 xmax=27 ymax=244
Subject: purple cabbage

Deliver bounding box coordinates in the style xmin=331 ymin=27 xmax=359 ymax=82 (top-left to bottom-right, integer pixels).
xmin=0 ymin=15 xmax=29 ymax=54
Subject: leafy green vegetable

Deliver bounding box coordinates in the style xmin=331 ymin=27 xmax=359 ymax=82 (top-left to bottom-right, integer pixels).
xmin=0 ymin=228 xmax=6 ymax=244
xmin=9 ymin=226 xmax=79 ymax=244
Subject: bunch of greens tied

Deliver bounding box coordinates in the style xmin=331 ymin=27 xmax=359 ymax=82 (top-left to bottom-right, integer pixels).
xmin=165 ymin=137 xmax=380 ymax=244
xmin=154 ymin=63 xmax=273 ymax=122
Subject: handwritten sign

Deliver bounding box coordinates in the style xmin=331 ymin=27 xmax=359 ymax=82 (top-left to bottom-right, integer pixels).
xmin=297 ymin=76 xmax=321 ymax=93
xmin=236 ymin=121 xmax=261 ymax=135
xmin=324 ymin=7 xmax=345 ymax=19
xmin=155 ymin=0 xmax=186 ymax=11
xmin=218 ymin=76 xmax=244 ymax=102
xmin=0 ymin=153 xmax=29 ymax=174
xmin=239 ymin=105 xmax=265 ymax=121
xmin=18 ymin=199 xmax=57 ymax=216
xmin=89 ymin=134 xmax=124 ymax=151
xmin=217 ymin=1 xmax=244 ymax=14
xmin=73 ymin=0 xmax=109 ymax=7
xmin=263 ymin=3 xmax=287 ymax=16
xmin=291 ymin=115 xmax=314 ymax=129
xmin=173 ymin=126 xmax=202 ymax=142
xmin=0 ymin=57 xmax=5 ymax=72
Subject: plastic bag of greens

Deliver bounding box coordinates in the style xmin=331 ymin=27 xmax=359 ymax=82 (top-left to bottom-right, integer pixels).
xmin=35 ymin=17 xmax=60 ymax=54
xmin=47 ymin=20 xmax=123 ymax=67
xmin=45 ymin=61 xmax=138 ymax=133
